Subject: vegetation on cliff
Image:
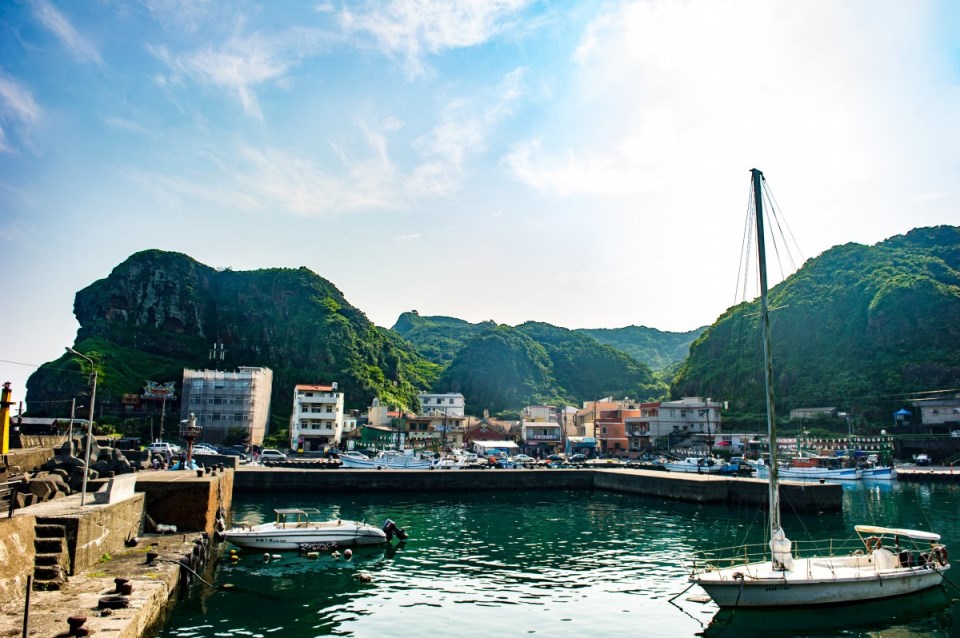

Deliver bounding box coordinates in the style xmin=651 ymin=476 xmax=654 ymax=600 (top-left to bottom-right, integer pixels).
xmin=670 ymin=226 xmax=960 ymax=422
xmin=28 ymin=250 xmax=439 ymax=424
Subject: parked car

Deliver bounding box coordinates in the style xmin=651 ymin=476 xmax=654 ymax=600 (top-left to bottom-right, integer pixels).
xmin=915 ymin=454 xmax=932 ymax=466
xmin=219 ymin=448 xmax=248 ymax=463
xmin=512 ymin=454 xmax=536 ymax=464
xmin=260 ymin=448 xmax=287 ymax=462
xmin=147 ymin=441 xmax=181 ymax=455
xmin=191 ymin=444 xmax=219 ymax=456
xmin=567 ymin=453 xmax=587 ymax=464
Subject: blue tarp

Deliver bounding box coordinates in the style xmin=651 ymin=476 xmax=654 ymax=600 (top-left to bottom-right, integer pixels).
xmin=894 ymin=409 xmax=911 ymax=416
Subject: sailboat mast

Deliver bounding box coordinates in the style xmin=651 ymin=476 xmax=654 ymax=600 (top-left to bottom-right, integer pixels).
xmin=751 ymin=168 xmax=781 ymax=536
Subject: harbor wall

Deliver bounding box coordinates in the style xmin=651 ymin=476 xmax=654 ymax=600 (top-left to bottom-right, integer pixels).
xmin=234 ymin=467 xmax=595 ymax=492
xmin=234 ymin=467 xmax=842 ymax=512
xmin=135 ymin=469 xmax=234 ymax=535
xmin=0 ymin=515 xmax=36 ymax=604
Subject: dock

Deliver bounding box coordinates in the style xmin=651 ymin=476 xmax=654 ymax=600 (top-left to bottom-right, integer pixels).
xmin=233 ymin=466 xmax=843 ymax=512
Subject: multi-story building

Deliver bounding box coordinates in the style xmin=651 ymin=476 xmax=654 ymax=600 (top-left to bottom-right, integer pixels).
xmin=290 ymin=383 xmax=344 ymax=452
xmin=180 ymin=367 xmax=273 ymax=445
xmin=520 ymin=420 xmax=563 ymax=456
xmin=650 ymin=397 xmax=723 ymax=439
xmin=418 ymin=392 xmax=465 ymax=417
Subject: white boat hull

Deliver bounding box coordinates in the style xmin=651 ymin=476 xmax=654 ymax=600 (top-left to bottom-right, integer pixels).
xmin=756 ymin=464 xmax=862 ymax=481
xmin=694 ymin=557 xmax=947 ymax=608
xmin=340 ymin=455 xmax=433 ymax=470
xmin=224 ymin=521 xmax=387 ymax=549
xmin=861 ymin=466 xmax=897 ymax=480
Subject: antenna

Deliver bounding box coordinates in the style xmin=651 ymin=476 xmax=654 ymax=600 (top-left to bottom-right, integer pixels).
xmin=209 ymin=341 xmax=226 ymax=369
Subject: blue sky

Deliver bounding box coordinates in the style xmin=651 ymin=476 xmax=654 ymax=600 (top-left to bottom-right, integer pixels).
xmin=2 ymin=0 xmax=958 ymax=410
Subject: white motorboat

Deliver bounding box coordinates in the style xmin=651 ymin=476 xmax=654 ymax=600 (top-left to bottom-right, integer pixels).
xmin=661 ymin=456 xmax=725 ymax=474
xmin=339 ymin=450 xmax=433 ymax=470
xmin=223 ymin=508 xmax=405 ymax=550
xmin=688 ymin=169 xmax=948 ymax=608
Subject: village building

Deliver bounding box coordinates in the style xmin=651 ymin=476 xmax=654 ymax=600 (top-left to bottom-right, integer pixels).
xmin=180 ymin=367 xmax=272 ymax=445
xmin=289 ymin=383 xmax=344 ymax=452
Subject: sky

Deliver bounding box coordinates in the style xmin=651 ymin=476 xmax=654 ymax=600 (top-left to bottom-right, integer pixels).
xmin=1 ymin=0 xmax=958 ymax=412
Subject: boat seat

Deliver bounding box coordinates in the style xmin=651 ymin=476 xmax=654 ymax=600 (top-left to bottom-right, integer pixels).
xmin=873 ymin=548 xmax=900 ymax=570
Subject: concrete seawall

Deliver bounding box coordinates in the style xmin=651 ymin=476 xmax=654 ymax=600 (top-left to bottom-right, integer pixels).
xmin=234 ymin=467 xmax=842 ymax=512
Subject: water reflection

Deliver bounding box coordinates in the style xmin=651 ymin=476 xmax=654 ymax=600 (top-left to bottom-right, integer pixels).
xmin=158 ymin=484 xmax=960 ymax=638
xmin=702 ymin=586 xmax=954 ymax=638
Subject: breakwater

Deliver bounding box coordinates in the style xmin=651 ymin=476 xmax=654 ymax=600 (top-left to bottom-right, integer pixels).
xmin=233 ymin=466 xmax=842 ymax=512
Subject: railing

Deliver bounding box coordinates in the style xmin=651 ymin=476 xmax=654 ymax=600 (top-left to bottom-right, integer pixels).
xmin=687 ymin=537 xmax=865 ymax=575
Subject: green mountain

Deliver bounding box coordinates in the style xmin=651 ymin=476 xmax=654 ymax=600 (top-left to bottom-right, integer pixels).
xmin=671 ymin=226 xmax=960 ymax=422
xmin=432 ymin=322 xmax=668 ymax=416
xmin=27 ymin=250 xmax=439 ymax=424
xmin=577 ymin=325 xmax=706 ymax=371
xmin=391 ymin=311 xmax=496 ymax=364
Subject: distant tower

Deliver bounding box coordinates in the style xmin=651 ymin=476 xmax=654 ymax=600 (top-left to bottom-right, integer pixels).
xmin=209 ymin=341 xmax=226 ymax=370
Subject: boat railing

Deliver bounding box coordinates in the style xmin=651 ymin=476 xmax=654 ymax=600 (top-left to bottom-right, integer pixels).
xmin=687 ymin=537 xmax=866 ymax=575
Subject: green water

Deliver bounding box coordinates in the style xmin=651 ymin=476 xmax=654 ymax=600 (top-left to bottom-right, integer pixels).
xmin=156 ymin=481 xmax=960 ymax=638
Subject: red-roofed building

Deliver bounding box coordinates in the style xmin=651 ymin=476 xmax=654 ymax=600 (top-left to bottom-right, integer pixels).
xmin=290 ymin=382 xmax=343 ymax=452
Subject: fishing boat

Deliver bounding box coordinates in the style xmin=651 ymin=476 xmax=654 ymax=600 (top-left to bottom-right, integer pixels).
xmin=754 ymin=456 xmax=862 ymax=481
xmin=688 ymin=169 xmax=949 ymax=608
xmin=223 ymin=508 xmax=406 ymax=550
xmin=661 ymin=456 xmax=726 ymax=474
xmin=339 ymin=450 xmax=433 ymax=470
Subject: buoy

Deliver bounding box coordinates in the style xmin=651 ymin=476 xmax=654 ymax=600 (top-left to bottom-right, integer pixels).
xmin=263 ymin=553 xmax=270 ymax=561
xmin=271 ymin=554 xmax=281 ymax=560
xmin=356 ymin=572 xmax=372 ymax=583
xmin=344 ymin=549 xmax=353 ymax=559
xmin=331 ymin=550 xmax=341 ymax=559
xmin=230 ymin=554 xmax=239 ymax=563
xmin=306 ymin=552 xmax=319 ymax=559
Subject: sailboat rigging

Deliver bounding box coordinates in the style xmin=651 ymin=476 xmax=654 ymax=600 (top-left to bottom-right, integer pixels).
xmin=688 ymin=169 xmax=949 ymax=608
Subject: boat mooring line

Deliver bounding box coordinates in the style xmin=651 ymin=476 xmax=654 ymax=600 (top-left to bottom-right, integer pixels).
xmin=159 ymin=558 xmax=214 ymax=588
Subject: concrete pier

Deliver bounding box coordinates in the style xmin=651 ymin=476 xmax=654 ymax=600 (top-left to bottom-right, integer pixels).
xmin=234 ymin=466 xmax=842 ymax=512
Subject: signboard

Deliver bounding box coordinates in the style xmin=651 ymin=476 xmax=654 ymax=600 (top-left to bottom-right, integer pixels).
xmin=142 ymin=381 xmax=176 ymax=401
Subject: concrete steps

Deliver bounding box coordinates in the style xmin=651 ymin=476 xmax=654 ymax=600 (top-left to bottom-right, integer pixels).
xmin=33 ymin=523 xmax=69 ymax=591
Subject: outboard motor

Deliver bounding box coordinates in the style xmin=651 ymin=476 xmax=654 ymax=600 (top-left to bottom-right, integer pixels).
xmin=382 ymin=519 xmax=408 ymax=542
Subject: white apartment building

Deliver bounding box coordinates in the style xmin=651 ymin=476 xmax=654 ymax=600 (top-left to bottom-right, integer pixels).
xmin=180 ymin=367 xmax=273 ymax=445
xmin=649 ymin=397 xmax=723 ymax=439
xmin=290 ymin=383 xmax=344 ymax=451
xmin=418 ymin=392 xmax=465 ymax=417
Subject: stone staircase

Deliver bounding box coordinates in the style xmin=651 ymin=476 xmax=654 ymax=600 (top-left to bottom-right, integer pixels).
xmin=33 ymin=523 xmax=70 ymax=591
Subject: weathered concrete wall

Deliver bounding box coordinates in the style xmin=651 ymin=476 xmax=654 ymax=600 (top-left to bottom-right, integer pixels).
xmin=233 ymin=467 xmax=840 ymax=512
xmin=234 ymin=467 xmax=595 ymax=493
xmin=136 ymin=470 xmax=234 ymax=535
xmin=29 ymin=493 xmax=146 ymax=575
xmin=2 ymin=448 xmax=55 ymax=474
xmin=0 ymin=515 xmax=36 ymax=604
xmin=592 ymin=469 xmax=842 ymax=512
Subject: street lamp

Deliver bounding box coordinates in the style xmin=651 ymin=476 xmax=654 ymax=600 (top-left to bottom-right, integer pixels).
xmin=66 ymin=347 xmax=97 ymax=506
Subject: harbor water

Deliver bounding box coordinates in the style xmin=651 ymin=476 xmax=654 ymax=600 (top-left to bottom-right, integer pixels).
xmin=155 ymin=480 xmax=960 ymax=638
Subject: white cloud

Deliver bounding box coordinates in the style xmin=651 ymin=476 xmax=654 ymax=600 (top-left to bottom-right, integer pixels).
xmin=503 ymin=0 xmax=954 ymax=210
xmin=393 ymin=233 xmax=422 ymax=241
xmin=341 ymin=0 xmax=533 ymax=77
xmin=409 ymin=68 xmax=524 ymax=196
xmin=30 ymin=0 xmax=102 ymax=65
xmin=0 ymin=70 xmax=39 ymax=153
xmin=150 ymin=26 xmax=330 ymax=120
xmin=143 ymin=0 xmax=215 ymax=34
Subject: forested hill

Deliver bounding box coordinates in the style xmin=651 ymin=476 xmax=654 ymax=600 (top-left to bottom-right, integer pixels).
xmin=670 ymin=225 xmax=960 ymax=421
xmin=392 ymin=311 xmax=700 ymax=372
xmin=578 ymin=325 xmax=706 ymax=371
xmin=430 ymin=322 xmax=668 ymax=416
xmin=26 ymin=250 xmax=438 ymax=420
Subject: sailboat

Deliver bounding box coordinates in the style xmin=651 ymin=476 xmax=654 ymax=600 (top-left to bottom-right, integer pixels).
xmin=689 ymin=169 xmax=949 ymax=608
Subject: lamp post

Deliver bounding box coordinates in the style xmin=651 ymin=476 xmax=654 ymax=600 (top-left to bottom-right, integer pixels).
xmin=66 ymin=347 xmax=97 ymax=506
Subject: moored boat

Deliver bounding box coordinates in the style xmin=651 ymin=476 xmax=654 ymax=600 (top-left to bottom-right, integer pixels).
xmin=661 ymin=456 xmax=726 ymax=474
xmin=223 ymin=508 xmax=406 ymax=550
xmin=339 ymin=450 xmax=433 ymax=470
